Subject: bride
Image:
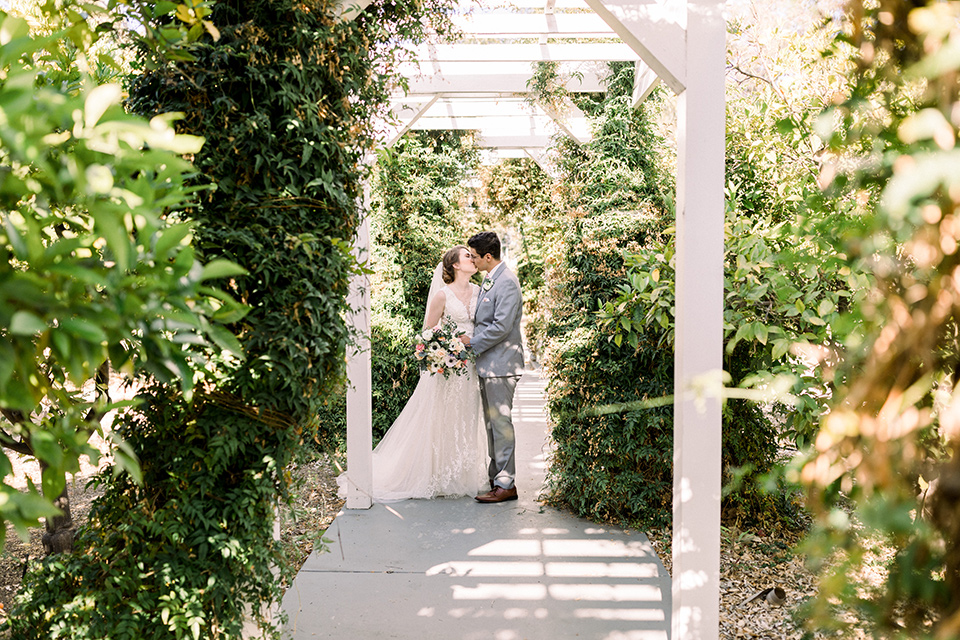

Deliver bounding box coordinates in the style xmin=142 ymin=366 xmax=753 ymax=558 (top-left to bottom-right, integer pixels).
xmin=366 ymin=245 xmax=487 ymax=502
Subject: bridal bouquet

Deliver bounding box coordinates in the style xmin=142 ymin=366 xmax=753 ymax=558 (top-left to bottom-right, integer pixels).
xmin=412 ymin=317 xmax=472 ymax=378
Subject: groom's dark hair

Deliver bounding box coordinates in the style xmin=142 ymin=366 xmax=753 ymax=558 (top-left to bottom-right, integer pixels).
xmin=468 ymin=231 xmax=501 ymax=260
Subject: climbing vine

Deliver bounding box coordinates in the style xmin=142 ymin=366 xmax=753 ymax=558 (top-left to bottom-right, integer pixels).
xmin=9 ymin=0 xmax=455 ymax=637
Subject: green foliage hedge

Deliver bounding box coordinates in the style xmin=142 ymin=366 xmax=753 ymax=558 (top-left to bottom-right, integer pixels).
xmin=9 ymin=0 xmax=454 ymax=637
xmin=537 ymin=63 xmax=791 ymax=530
xmin=12 ymin=387 xmax=291 ymax=639
xmin=542 ymin=211 xmax=675 ymax=526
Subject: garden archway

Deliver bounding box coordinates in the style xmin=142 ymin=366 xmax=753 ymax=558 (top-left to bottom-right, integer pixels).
xmin=340 ymin=2 xmax=725 ymax=637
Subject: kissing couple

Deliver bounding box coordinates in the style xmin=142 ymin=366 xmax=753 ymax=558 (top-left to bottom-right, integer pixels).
xmin=366 ymin=230 xmax=525 ymax=504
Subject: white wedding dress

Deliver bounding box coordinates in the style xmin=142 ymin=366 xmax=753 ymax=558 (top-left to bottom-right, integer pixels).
xmin=364 ymin=284 xmax=487 ymax=502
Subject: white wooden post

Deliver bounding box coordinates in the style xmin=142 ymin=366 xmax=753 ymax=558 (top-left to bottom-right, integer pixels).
xmin=345 ymin=186 xmax=373 ymax=510
xmin=673 ymin=1 xmax=724 ymax=638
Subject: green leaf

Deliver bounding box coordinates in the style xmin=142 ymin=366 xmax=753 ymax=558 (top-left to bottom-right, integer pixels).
xmin=31 ymin=430 xmax=64 ymax=468
xmin=84 ymin=83 xmax=122 ymax=129
xmin=0 ymin=14 xmax=29 ymax=48
xmin=206 ymin=324 xmax=244 ymax=357
xmin=41 ymin=465 xmax=66 ymax=501
xmin=200 ymin=259 xmax=248 ymax=281
xmin=97 ymin=212 xmax=131 ymax=271
xmin=9 ymin=311 xmax=47 ymax=335
xmin=4 ymin=217 xmax=28 ymax=260
xmin=8 ymin=489 xmax=60 ymax=521
xmin=771 ymin=339 xmax=791 ymax=361
xmin=753 ymin=322 xmax=768 ymax=345
xmin=110 ymin=435 xmax=142 ymax=485
xmin=61 ymin=317 xmax=109 ymax=344
xmin=153 ymin=222 xmax=194 ymax=260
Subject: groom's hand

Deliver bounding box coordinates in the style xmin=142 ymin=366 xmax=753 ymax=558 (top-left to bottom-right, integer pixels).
xmin=459 ymin=335 xmax=471 ymax=346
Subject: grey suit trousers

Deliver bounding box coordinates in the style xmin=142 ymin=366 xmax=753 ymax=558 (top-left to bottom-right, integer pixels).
xmin=480 ymin=375 xmax=520 ymax=490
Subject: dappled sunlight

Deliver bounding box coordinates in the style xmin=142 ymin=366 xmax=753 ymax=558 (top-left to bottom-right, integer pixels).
xmin=284 ymin=373 xmax=670 ymax=639
xmin=419 ymin=527 xmax=669 ymax=638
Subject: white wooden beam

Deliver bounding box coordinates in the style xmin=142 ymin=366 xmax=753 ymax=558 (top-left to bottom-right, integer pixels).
xmin=409 ymin=114 xmax=556 ymax=134
xmin=335 ymin=0 xmax=372 ymax=21
xmin=497 ymin=0 xmax=589 ymax=8
xmin=394 ymin=98 xmax=535 ymax=119
xmin=404 ymin=64 xmax=608 ymax=94
xmin=479 ymin=148 xmax=530 ymax=163
xmin=633 ymin=61 xmax=661 ymax=108
xmin=540 ymin=97 xmax=591 ymax=144
xmin=345 ymin=191 xmax=373 ymax=510
xmin=474 ymin=134 xmax=551 ymax=148
xmin=672 ymin=0 xmax=724 ymax=638
xmin=386 ymin=94 xmax=440 ymax=146
xmin=449 ymin=12 xmax=617 ymax=37
xmin=583 ymin=0 xmax=687 ymax=93
xmin=523 ymin=147 xmax=559 ymax=178
xmin=412 ymin=42 xmax=639 ymax=62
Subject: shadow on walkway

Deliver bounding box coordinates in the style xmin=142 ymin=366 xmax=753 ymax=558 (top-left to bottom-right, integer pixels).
xmin=282 ymin=372 xmax=671 ymax=640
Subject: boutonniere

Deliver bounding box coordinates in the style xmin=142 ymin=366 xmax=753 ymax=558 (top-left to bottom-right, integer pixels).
xmin=482 ymin=278 xmax=494 ymax=291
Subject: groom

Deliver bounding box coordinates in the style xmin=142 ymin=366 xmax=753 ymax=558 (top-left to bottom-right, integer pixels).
xmin=461 ymin=231 xmax=525 ymax=503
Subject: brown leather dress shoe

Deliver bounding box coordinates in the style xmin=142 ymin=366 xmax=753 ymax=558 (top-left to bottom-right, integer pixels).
xmin=475 ymin=486 xmax=518 ymax=503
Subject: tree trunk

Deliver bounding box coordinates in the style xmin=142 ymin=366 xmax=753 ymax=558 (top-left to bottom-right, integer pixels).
xmin=40 ymin=469 xmax=75 ymax=555
xmin=931 ymin=443 xmax=960 ymax=617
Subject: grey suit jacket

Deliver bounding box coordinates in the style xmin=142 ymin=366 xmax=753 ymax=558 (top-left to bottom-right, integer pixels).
xmin=472 ymin=263 xmax=525 ymax=378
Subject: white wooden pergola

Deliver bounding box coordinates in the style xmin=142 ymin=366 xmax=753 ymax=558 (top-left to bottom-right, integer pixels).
xmin=340 ymin=1 xmax=724 ymax=638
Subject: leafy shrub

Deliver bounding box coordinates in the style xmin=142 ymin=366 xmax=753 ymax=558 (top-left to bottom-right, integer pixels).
xmin=542 ymin=210 xmax=677 ymax=527
xmin=539 ymin=61 xmax=797 ymax=530
xmin=371 ymin=133 xmax=477 ymax=326
xmin=9 ymin=0 xmax=455 ymax=636
xmin=0 ymin=10 xmax=244 ymax=545
xmin=11 ymin=386 xmax=293 ymax=640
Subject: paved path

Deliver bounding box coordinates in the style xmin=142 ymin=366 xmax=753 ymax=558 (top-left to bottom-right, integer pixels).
xmin=281 ymin=372 xmax=671 ymax=639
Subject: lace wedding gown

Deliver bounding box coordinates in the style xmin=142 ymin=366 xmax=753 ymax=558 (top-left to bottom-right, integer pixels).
xmin=368 ymin=284 xmax=486 ymax=502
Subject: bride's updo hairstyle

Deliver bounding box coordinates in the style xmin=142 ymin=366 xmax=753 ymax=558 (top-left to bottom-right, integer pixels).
xmin=441 ymin=245 xmax=468 ymax=284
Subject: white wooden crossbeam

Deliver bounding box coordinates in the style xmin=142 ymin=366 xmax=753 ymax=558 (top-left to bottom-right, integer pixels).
xmin=385 ymin=94 xmax=440 ymax=146
xmin=633 ymin=60 xmax=661 ymax=107
xmin=411 ymin=42 xmax=639 ymax=63
xmin=488 ymin=0 xmax=589 ymax=9
xmin=523 ymin=147 xmax=560 ymax=177
xmin=584 ymin=0 xmax=687 ymax=93
xmin=474 ymin=134 xmax=552 ymax=148
xmin=390 ymin=96 xmax=592 ymax=144
xmin=335 ymin=0 xmax=372 ymax=21
xmin=539 ymin=97 xmax=591 ymax=144
xmin=404 ymin=62 xmax=609 ymax=94
xmin=393 ymin=98 xmax=534 ymax=119
xmin=410 ymin=114 xmax=555 ymax=133
xmin=449 ymin=12 xmax=617 ymax=37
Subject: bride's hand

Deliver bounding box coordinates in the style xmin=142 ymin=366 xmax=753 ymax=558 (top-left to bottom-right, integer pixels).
xmin=459 ymin=335 xmax=471 ymax=346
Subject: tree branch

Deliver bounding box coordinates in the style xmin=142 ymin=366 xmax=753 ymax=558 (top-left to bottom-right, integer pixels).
xmin=0 ymin=428 xmax=33 ymax=457
xmin=727 ymin=63 xmax=775 ymax=88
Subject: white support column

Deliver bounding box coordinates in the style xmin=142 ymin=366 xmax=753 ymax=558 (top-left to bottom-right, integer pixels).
xmin=672 ymin=1 xmax=724 ymax=638
xmin=345 ymin=186 xmax=373 ymax=510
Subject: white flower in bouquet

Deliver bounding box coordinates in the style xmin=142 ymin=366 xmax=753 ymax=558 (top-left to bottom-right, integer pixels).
xmin=410 ymin=315 xmax=475 ymax=378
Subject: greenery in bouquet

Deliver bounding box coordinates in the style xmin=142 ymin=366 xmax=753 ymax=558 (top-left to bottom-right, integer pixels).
xmin=413 ymin=317 xmax=473 ymax=378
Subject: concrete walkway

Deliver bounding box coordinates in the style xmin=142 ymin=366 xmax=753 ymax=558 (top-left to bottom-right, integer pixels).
xmin=281 ymin=372 xmax=671 ymax=640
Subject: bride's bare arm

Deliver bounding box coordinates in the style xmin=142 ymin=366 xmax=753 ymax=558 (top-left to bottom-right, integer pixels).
xmin=423 ymin=289 xmax=446 ymax=329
